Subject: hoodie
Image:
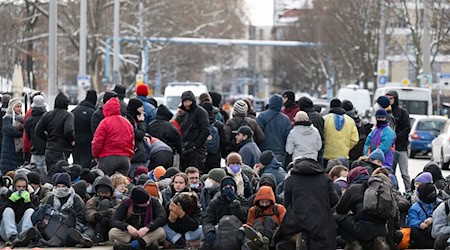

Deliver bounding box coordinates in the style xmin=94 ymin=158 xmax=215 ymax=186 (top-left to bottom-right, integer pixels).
xmin=386 ymin=91 xmax=410 ymax=151
xmin=246 ymin=186 xmax=286 ymax=227
xmin=256 ymin=95 xmax=292 ymax=157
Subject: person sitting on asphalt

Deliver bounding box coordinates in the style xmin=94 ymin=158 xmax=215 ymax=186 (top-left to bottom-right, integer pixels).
xmin=161 ymin=173 xmax=190 ymax=208
xmin=223 ymin=152 xmax=253 ymax=198
xmin=200 ymin=168 xmax=227 ymax=212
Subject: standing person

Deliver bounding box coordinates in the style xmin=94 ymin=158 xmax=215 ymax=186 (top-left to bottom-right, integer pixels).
xmin=24 ymin=95 xmax=48 ymax=176
xmin=208 ymin=91 xmax=227 ymax=123
xmin=253 ymin=150 xmax=286 ymax=186
xmin=136 ymin=84 xmax=156 ymax=124
xmin=285 ymin=111 xmax=322 ymax=162
xmin=201 ymin=102 xmax=226 ymax=173
xmin=224 ymin=100 xmax=265 ymax=154
xmin=22 ymin=91 xmax=43 ymax=163
xmin=322 ymin=98 xmax=359 ymax=164
xmin=298 ymin=96 xmax=325 ymax=164
xmin=376 ymin=96 xmax=396 ymax=129
xmin=72 ymin=90 xmax=97 ymax=169
xmin=35 ymin=92 xmax=75 ymax=177
xmin=256 ymin=94 xmax=291 ymax=166
xmin=0 ymin=99 xmax=24 ymax=174
xmin=178 ymin=91 xmax=209 ymax=171
xmin=234 ymin=126 xmax=261 ymax=169
xmin=281 ymin=91 xmax=300 ymax=127
xmin=386 ymin=91 xmax=411 ymax=192
xmin=126 ymin=98 xmax=147 ymax=177
xmin=0 ymin=94 xmax=11 ymax=157
xmin=276 ymin=158 xmax=339 ymax=249
xmin=92 ymin=98 xmax=134 ymax=176
xmin=342 ymin=100 xmax=367 ymax=161
xmin=113 ymin=84 xmax=127 ymax=116
xmin=91 ymin=91 xmax=118 ymax=133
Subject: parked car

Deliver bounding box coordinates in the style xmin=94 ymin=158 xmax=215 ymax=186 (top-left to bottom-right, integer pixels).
xmin=431 ymin=119 xmax=450 ymax=169
xmin=409 ymin=115 xmax=447 ymax=158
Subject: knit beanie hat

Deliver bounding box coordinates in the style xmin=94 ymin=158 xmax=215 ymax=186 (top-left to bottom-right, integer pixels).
xmin=31 ymin=95 xmax=47 ymax=108
xmin=130 ymin=186 xmax=150 ymax=204
xmin=418 ymin=183 xmax=438 ymax=204
xmin=85 ymin=90 xmax=97 ymax=106
xmin=377 ymin=96 xmax=391 ymax=109
xmin=342 ymin=100 xmax=354 ymax=112
xmin=7 ymin=98 xmax=22 ymax=115
xmin=259 ymin=150 xmax=275 ymax=166
xmin=369 ymin=149 xmax=385 ymax=163
xmin=415 ymin=172 xmax=433 ymax=184
xmin=27 ymin=171 xmax=41 ymax=185
xmin=13 ymin=172 xmax=28 ymax=186
xmin=103 ymin=91 xmax=118 ymax=104
xmin=161 ymin=167 xmax=180 ymax=179
xmin=282 ymin=91 xmax=295 ymax=102
xmin=53 ymin=173 xmax=71 ymax=187
xmin=330 ymin=98 xmax=342 ymax=108
xmin=226 ymin=152 xmax=243 ymax=165
xmin=72 ymin=180 xmax=88 ymax=199
xmin=208 ymin=168 xmax=226 ymax=183
xmin=136 ymin=84 xmax=149 ymax=96
xmin=220 ymin=176 xmax=237 ymax=191
xmin=199 ymin=93 xmax=211 ymax=104
xmin=347 ymin=166 xmax=369 ymax=184
xmin=375 ymin=109 xmax=388 ymax=118
xmin=233 ymin=100 xmax=248 ymax=116
xmin=153 ymin=166 xmax=166 ymax=180
xmin=136 ymin=174 xmax=150 ymax=186
xmin=134 ymin=166 xmax=149 ymax=178
xmin=209 ymin=92 xmax=222 ymax=107
xmin=294 ymin=111 xmax=309 ymax=122
xmin=63 ymin=164 xmax=82 ymax=181
xmin=144 ymin=180 xmax=159 ymax=198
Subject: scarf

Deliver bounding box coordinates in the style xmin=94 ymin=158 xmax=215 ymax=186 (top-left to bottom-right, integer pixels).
xmin=226 ymin=166 xmax=244 ymax=196
xmin=52 ymin=187 xmax=76 ymax=211
xmin=124 ymin=198 xmax=153 ymax=226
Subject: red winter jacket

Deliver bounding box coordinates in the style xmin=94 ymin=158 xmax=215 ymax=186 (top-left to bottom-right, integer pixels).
xmin=92 ymin=98 xmax=134 ymax=159
xmin=22 ymin=108 xmax=33 ymax=153
xmin=281 ymin=105 xmax=300 ymax=127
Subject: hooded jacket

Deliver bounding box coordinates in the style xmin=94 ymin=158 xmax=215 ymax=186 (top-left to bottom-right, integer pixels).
xmin=256 ymin=95 xmax=292 ymax=156
xmin=179 ymin=91 xmax=210 ymax=150
xmin=246 ymin=186 xmax=286 ymax=227
xmin=0 ymin=174 xmax=34 ymax=223
xmin=424 ymin=162 xmax=447 ymax=190
xmin=286 ymin=123 xmax=322 ymax=161
xmin=322 ymin=111 xmax=359 ymax=160
xmin=126 ymin=114 xmax=147 ymax=164
xmin=85 ymin=176 xmax=118 ymax=223
xmin=147 ymin=105 xmax=182 ymax=154
xmin=407 ymin=199 xmax=439 ymax=229
xmin=364 ymin=123 xmax=396 ymax=167
xmin=298 ymin=97 xmax=325 ymax=142
xmin=260 ymin=159 xmax=287 ymax=186
xmin=278 ymin=158 xmax=339 ymax=249
xmin=36 ymin=92 xmax=75 ymax=152
xmin=136 ymin=95 xmax=156 ymax=124
xmin=91 ymin=98 xmax=134 ymax=159
xmin=386 ymin=91 xmax=410 ymax=151
xmin=248 ymin=174 xmax=284 ymax=206
xmin=25 ymin=107 xmax=47 ymax=155
xmin=71 ymin=100 xmax=96 ymax=168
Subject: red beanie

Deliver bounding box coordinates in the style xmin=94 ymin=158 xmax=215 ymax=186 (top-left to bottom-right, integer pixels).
xmin=136 ymin=84 xmax=149 ymax=96
xmin=134 ymin=166 xmax=149 ymax=178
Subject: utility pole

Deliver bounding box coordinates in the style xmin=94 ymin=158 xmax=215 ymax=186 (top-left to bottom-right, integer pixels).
xmin=47 ymin=0 xmax=57 ymax=110
xmin=377 ymin=0 xmax=387 ymax=89
xmin=422 ymin=0 xmax=432 ymax=88
xmin=113 ymin=0 xmax=121 ymax=85
xmin=79 ymin=0 xmax=87 ymax=76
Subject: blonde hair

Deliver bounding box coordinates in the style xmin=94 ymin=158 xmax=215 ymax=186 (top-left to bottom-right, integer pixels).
xmin=111 ymin=173 xmax=129 ymax=188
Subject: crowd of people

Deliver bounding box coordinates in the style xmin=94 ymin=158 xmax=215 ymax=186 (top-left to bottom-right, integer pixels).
xmin=0 ymin=86 xmax=449 ymax=250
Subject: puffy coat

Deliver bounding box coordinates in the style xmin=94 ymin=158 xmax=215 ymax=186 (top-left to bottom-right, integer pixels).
xmin=147 ymin=105 xmax=182 ymax=154
xmin=0 ymin=116 xmax=23 ymax=173
xmin=259 ymin=158 xmax=287 ymax=186
xmin=247 ymin=186 xmax=286 ymax=227
xmin=407 ymin=200 xmax=439 ymax=229
xmin=126 ymin=114 xmax=147 ymax=164
xmin=91 ymin=98 xmax=134 ymax=159
xmin=323 ymin=110 xmax=359 ymax=160
xmin=36 ymin=92 xmax=75 ymax=152
xmin=387 ymin=91 xmax=411 ymax=151
xmin=364 ymin=123 xmax=396 ymax=167
xmin=286 ymin=124 xmax=322 ymax=161
xmin=256 ymin=95 xmax=291 ymax=157
xmin=25 ymin=107 xmax=47 ymax=155
xmin=44 ymin=191 xmax=86 ymax=224
xmin=224 ymin=115 xmax=265 ymax=154
xmin=179 ymin=91 xmax=209 ymax=150
xmin=71 ymin=100 xmax=96 ymax=167
xmin=136 ymin=95 xmax=156 ymax=124
xmin=238 ymin=139 xmax=261 ymax=168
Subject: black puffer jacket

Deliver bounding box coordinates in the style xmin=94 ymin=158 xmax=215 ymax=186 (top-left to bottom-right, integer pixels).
xmin=147 ymin=105 xmax=182 ymax=154
xmin=35 ymin=92 xmax=74 ymax=152
xmin=386 ymin=91 xmax=410 ymax=151
xmin=178 ymin=91 xmax=209 ymax=150
xmin=126 ymin=115 xmax=147 ymax=164
xmin=25 ymin=107 xmax=47 ymax=155
xmin=71 ymin=100 xmax=95 ymax=167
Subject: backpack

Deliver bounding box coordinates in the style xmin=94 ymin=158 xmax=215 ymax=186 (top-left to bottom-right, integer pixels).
xmin=214 ymin=215 xmax=244 ymax=250
xmin=363 ymin=175 xmax=396 ymax=220
xmin=31 ymin=204 xmax=77 ymax=242
xmin=207 ymin=124 xmax=220 ymax=154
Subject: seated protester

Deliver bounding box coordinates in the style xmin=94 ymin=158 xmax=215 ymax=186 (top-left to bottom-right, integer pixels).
xmin=185 ymin=167 xmax=203 ymax=195
xmin=72 ymin=180 xmax=90 ymax=203
xmin=200 ymin=168 xmax=226 ymax=212
xmin=111 ymin=173 xmax=130 ymax=203
xmin=424 ymin=161 xmax=447 ymax=190
xmin=248 ymin=174 xmax=283 ymax=206
xmin=276 ymin=162 xmax=294 ymax=199
xmin=406 ymin=182 xmax=439 ymax=249
xmin=143 ymin=179 xmax=163 ymax=204
xmin=335 ymin=169 xmax=392 ymax=249
xmin=276 ymin=158 xmax=338 ymax=250
xmin=27 ymin=171 xmax=51 ymax=206
xmin=202 ymin=177 xmax=247 ymax=250
xmin=80 ymin=168 xmax=97 ymax=197
xmin=132 ymin=166 xmax=149 ymax=186
xmin=158 ymin=167 xmax=180 ymax=191
xmin=244 ymin=186 xmax=286 ymax=250
xmin=253 ymin=150 xmax=286 ymax=186
xmin=63 ymin=164 xmax=82 ymax=184
xmin=0 ymin=173 xmax=38 ymax=247
xmin=329 ymin=165 xmax=349 ymax=197
xmin=109 ymin=187 xmax=166 ymax=250
xmin=85 ymin=176 xmax=118 ymax=244
xmin=411 ymin=172 xmax=433 ymax=203
xmin=163 ymin=192 xmax=202 ymax=248
xmin=40 ymin=173 xmax=93 ymax=247
xmin=223 ymin=153 xmax=253 ymax=198
xmin=149 ymin=166 xmax=166 ymax=183
xmin=350 ymin=149 xmax=384 ymax=174
xmin=242 ymin=165 xmax=260 ymax=195
xmin=161 ymin=173 xmax=190 ymax=208
xmin=432 ymin=200 xmax=450 ymax=250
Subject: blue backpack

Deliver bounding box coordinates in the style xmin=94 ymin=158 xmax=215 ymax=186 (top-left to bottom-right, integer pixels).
xmin=207 ymin=124 xmax=220 ymax=154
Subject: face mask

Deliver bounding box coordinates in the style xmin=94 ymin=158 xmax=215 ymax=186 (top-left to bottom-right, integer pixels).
xmin=229 ymin=164 xmax=241 ymax=175
xmin=259 ymin=204 xmax=271 ymax=210
xmin=190 ymin=183 xmax=199 ymax=189
xmin=376 ymin=120 xmax=388 ymax=127
xmin=205 ymin=179 xmax=215 ymax=188
xmin=86 ymin=185 xmax=93 ymax=193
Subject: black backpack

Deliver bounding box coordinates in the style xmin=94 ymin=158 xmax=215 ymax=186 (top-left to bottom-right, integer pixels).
xmin=363 ymin=175 xmax=396 ymax=220
xmin=32 ymin=204 xmax=77 ymax=241
xmin=214 ymin=215 xmax=244 ymax=250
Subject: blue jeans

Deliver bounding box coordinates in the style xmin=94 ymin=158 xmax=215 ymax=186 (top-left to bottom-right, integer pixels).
xmin=163 ymin=224 xmax=202 ymax=244
xmin=0 ymin=207 xmax=34 ymax=241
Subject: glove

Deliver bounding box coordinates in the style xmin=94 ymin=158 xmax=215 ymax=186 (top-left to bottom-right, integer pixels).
xmin=205 ymin=231 xmax=215 ymax=245
xmin=168 ymin=211 xmax=178 ymax=223
xmin=20 ymin=191 xmax=31 ymax=203
xmin=222 ymin=187 xmax=236 ymax=201
xmin=8 ymin=191 xmax=21 ymax=202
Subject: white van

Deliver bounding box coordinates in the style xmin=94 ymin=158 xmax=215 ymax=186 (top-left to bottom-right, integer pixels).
xmin=373 ymin=86 xmax=432 ymax=115
xmin=164 ymin=82 xmax=208 ymax=114
xmin=336 ymin=84 xmax=372 ymax=117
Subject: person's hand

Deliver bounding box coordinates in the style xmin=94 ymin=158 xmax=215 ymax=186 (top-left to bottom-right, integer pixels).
xmin=127 ymin=225 xmax=139 ymax=237
xmin=170 ymin=202 xmax=185 ymax=218
xmin=137 ymin=227 xmax=149 ymax=238
xmin=8 ymin=191 xmax=21 ymax=202
xmin=253 ymin=163 xmax=261 ymax=174
xmin=425 ymin=217 xmax=433 ymax=225
xmin=20 ymin=191 xmax=31 ymax=203
xmin=420 ymin=222 xmax=429 ymax=230
xmin=168 ymin=211 xmax=178 ymax=223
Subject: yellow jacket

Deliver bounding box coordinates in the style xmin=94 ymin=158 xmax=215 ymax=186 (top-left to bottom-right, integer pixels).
xmin=323 ymin=113 xmax=359 ymax=160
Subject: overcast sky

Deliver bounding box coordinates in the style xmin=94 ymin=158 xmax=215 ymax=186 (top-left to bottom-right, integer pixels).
xmin=245 ymin=0 xmax=274 ymax=26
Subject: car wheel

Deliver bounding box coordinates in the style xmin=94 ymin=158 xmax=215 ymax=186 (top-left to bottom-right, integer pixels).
xmin=441 ymin=149 xmax=450 ymax=170
xmin=408 ymin=147 xmax=415 ymax=159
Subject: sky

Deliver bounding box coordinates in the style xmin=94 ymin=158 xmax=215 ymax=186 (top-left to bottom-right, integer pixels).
xmin=245 ymin=0 xmax=274 ymax=26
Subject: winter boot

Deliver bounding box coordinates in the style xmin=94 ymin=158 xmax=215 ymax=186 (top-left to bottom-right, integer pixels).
xmin=344 ymin=240 xmax=363 ymax=250
xmin=5 ymin=235 xmax=18 ymax=247
xmin=372 ymin=236 xmax=390 ymax=250
xmin=113 ymin=241 xmax=131 ymax=250
xmin=68 ymin=228 xmax=93 ymax=248
xmin=14 ymin=227 xmax=38 ymax=247
xmin=39 ymin=235 xmax=63 ymax=247
xmin=186 ymin=239 xmax=200 ymax=249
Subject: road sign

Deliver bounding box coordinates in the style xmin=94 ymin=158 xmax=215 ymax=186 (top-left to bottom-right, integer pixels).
xmin=439 ymin=73 xmax=450 ymax=89
xmin=401 ymin=78 xmax=410 ymax=86
xmin=136 ymin=73 xmax=144 ymax=86
xmin=377 ymin=60 xmax=389 ymax=77
xmin=378 ymin=76 xmax=388 ymax=86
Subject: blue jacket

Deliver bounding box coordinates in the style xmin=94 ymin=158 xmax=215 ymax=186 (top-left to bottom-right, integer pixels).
xmin=256 ymin=95 xmax=291 ymax=156
xmin=136 ymin=95 xmax=156 ymax=124
xmin=407 ymin=199 xmax=439 ymax=229
xmin=0 ymin=116 xmax=23 ymax=174
xmin=238 ymin=139 xmax=261 ymax=168
xmin=364 ymin=124 xmax=396 ymax=167
xmin=260 ymin=158 xmax=287 ymax=186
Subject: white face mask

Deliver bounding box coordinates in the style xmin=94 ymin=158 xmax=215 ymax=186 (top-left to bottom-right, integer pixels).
xmin=205 ymin=178 xmax=215 ymax=188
